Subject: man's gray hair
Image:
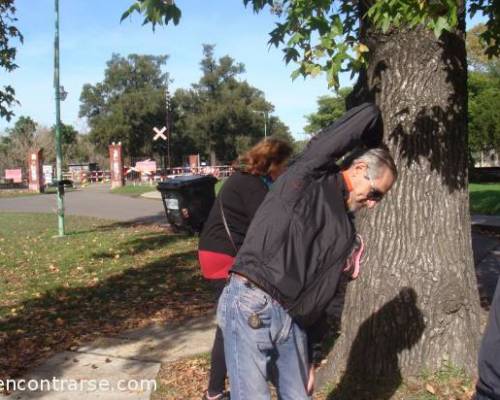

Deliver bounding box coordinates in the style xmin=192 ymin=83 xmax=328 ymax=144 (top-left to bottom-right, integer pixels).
xmin=341 ymin=147 xmax=398 ymax=180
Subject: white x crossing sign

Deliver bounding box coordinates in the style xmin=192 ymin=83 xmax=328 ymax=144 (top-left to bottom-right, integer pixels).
xmin=153 ymin=126 xmax=167 ymax=141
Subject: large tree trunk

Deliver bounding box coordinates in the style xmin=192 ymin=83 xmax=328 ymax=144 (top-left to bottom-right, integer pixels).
xmin=317 ymin=4 xmax=481 ymax=396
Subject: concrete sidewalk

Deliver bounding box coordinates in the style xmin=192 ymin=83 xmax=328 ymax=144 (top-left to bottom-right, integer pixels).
xmin=472 ymin=214 xmax=500 ymax=231
xmin=10 ymin=315 xmax=217 ymax=399
xmin=0 ymin=184 xmax=166 ymax=224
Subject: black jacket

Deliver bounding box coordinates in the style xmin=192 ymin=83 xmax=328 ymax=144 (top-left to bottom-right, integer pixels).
xmin=231 ymin=103 xmax=383 ymax=328
xmin=477 ymin=278 xmax=500 ymax=400
xmin=199 ymin=172 xmax=269 ymax=256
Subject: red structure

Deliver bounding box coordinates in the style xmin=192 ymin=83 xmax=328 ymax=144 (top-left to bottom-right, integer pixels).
xmin=28 ymin=149 xmax=44 ymax=192
xmin=109 ymin=142 xmax=124 ymax=189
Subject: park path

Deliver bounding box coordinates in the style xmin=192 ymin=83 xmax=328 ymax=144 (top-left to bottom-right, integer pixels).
xmin=0 ymin=184 xmax=166 ymax=224
xmin=9 ymin=315 xmax=217 ymax=399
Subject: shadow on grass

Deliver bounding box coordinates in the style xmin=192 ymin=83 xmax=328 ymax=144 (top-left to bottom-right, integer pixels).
xmin=326 ymin=288 xmax=425 ymax=400
xmin=91 ymin=231 xmax=191 ymax=259
xmin=0 ymin=236 xmax=215 ymax=380
xmin=63 ymin=215 xmax=175 ymax=236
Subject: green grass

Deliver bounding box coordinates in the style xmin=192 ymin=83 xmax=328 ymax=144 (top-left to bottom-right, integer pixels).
xmin=0 ymin=189 xmax=39 ymax=198
xmin=470 ymin=183 xmax=500 ymax=215
xmin=110 ymin=184 xmax=157 ymax=197
xmin=0 ymin=212 xmax=213 ymax=379
xmin=0 ymin=186 xmax=76 ymax=198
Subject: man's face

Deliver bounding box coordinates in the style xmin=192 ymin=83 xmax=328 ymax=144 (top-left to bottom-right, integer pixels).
xmin=346 ymin=162 xmax=395 ymax=212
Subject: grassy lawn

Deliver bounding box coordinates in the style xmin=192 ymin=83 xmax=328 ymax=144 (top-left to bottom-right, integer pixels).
xmin=0 ymin=213 xmax=213 ymax=379
xmin=0 ymin=189 xmax=39 ymax=198
xmin=470 ymin=183 xmax=500 ymax=215
xmin=0 ymin=186 xmax=76 ymax=198
xmin=110 ymin=184 xmax=158 ymax=197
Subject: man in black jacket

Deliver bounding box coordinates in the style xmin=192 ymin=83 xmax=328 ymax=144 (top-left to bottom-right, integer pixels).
xmin=216 ymin=103 xmax=397 ymax=400
xmin=476 ymin=278 xmax=500 ymax=400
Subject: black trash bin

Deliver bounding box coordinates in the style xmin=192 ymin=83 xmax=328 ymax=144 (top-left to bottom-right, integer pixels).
xmin=157 ymin=175 xmax=218 ymax=233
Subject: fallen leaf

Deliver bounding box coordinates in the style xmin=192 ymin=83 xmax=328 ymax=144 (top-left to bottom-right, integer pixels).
xmin=48 ymin=264 xmax=60 ymax=273
xmin=426 ymin=383 xmax=436 ymax=394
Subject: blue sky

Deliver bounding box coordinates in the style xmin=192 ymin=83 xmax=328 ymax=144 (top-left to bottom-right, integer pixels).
xmin=0 ymin=1 xmax=486 ymax=139
xmin=0 ymin=0 xmax=350 ymax=139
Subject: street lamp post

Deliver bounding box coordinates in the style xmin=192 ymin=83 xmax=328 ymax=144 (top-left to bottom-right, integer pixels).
xmin=252 ymin=110 xmax=268 ymax=138
xmin=165 ymin=87 xmax=172 ymax=172
xmin=54 ymin=0 xmax=65 ymax=236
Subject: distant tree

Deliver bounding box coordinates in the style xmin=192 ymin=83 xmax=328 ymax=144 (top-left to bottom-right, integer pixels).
xmin=466 ymin=24 xmax=500 ymax=160
xmin=8 ymin=115 xmax=36 ymax=142
xmin=171 ymin=45 xmax=292 ymax=165
xmin=79 ymin=54 xmax=169 ymax=158
xmin=268 ymin=116 xmax=293 ymax=143
xmin=0 ymin=0 xmax=23 ymax=121
xmin=304 ymin=87 xmax=351 ymax=134
xmin=468 ymin=71 xmax=500 ymax=156
xmin=50 ymin=122 xmax=77 ymax=146
xmin=0 ymin=135 xmax=10 ymax=175
xmin=2 ymin=116 xmax=38 ymax=170
xmin=467 ymin=23 xmax=500 ymax=73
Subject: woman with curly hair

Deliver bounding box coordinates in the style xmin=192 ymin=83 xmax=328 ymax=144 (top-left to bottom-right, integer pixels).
xmin=198 ymin=138 xmax=293 ymax=400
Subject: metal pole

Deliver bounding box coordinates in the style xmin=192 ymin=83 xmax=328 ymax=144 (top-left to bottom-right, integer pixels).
xmin=54 ymin=0 xmax=65 ymax=236
xmin=165 ymin=88 xmax=171 ymax=174
xmin=264 ymin=112 xmax=267 ymax=138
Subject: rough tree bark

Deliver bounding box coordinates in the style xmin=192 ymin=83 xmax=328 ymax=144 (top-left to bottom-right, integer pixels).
xmin=317 ymin=2 xmax=482 ymax=396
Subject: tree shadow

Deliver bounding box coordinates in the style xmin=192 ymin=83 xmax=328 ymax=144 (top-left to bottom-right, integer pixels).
xmin=326 ymin=288 xmax=425 ymax=400
xmin=91 ymin=231 xmax=190 ymax=259
xmin=0 ymin=242 xmax=216 ymax=381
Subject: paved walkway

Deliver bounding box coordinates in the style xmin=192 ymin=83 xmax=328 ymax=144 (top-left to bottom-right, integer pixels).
xmin=0 ymin=184 xmax=166 ymax=224
xmin=472 ymin=214 xmax=500 ymax=231
xmin=10 ymin=315 xmax=217 ymax=399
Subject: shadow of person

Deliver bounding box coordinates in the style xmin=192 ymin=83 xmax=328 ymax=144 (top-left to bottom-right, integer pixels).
xmin=327 ymin=287 xmax=425 ymax=400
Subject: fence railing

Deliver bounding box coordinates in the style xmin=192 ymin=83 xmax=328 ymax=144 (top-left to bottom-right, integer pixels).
xmin=1 ymin=165 xmax=234 ymax=189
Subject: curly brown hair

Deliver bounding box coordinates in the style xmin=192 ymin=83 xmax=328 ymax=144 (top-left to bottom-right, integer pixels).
xmin=237 ymin=138 xmax=293 ymax=177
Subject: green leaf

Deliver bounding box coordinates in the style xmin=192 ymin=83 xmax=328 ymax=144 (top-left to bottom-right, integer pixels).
xmin=290 ymin=68 xmax=302 ymax=81
xmin=331 ymin=15 xmax=343 ymax=36
xmin=381 ymin=15 xmax=391 ymax=33
xmin=433 ymin=16 xmax=450 ymax=38
xmin=288 ymin=32 xmax=304 ymax=46
xmin=169 ymin=5 xmax=182 ymax=25
xmin=120 ymin=3 xmax=141 ymax=22
xmin=284 ymin=47 xmax=300 ymax=64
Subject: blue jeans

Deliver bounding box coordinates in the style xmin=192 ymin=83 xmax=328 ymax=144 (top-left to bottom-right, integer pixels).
xmin=217 ymin=275 xmax=311 ymax=400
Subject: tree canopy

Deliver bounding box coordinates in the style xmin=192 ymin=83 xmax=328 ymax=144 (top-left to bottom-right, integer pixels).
xmin=469 ymin=71 xmax=500 ymax=156
xmin=123 ymin=1 xmax=500 ymax=89
xmin=171 ymin=44 xmax=292 ymax=165
xmin=0 ymin=115 xmax=37 ymax=171
xmin=303 ymin=87 xmax=351 ymax=134
xmin=0 ymin=0 xmax=23 ymax=121
xmin=79 ymin=54 xmax=169 ymax=158
xmin=467 ymin=23 xmax=500 ymax=159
